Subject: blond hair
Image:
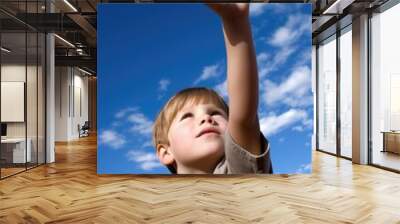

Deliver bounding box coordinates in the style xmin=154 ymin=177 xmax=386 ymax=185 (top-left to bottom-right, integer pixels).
xmin=152 ymin=87 xmax=229 ymax=173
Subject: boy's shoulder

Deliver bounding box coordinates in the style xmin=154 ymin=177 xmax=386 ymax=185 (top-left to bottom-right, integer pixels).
xmin=213 ymin=131 xmax=272 ymax=174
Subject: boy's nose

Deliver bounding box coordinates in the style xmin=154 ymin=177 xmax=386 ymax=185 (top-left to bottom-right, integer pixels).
xmin=200 ymin=114 xmax=215 ymax=125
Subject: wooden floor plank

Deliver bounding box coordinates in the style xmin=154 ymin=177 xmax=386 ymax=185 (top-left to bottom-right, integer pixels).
xmin=0 ymin=134 xmax=399 ymax=223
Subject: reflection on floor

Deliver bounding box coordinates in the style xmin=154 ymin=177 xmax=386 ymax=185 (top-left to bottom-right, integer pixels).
xmin=373 ymin=150 xmax=400 ymax=171
xmin=0 ymin=167 xmax=25 ymax=177
xmin=0 ymin=162 xmax=41 ymax=178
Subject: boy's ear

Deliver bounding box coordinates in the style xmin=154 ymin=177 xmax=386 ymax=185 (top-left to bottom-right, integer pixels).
xmin=156 ymin=144 xmax=175 ymax=166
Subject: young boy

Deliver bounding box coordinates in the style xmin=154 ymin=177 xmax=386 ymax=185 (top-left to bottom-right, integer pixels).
xmin=152 ymin=3 xmax=273 ymax=174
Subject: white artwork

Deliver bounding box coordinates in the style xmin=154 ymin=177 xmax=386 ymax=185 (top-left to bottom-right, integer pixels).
xmin=1 ymin=82 xmax=25 ymax=122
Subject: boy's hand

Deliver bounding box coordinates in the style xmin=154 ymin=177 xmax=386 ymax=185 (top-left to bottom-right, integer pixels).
xmin=206 ymin=3 xmax=249 ymax=20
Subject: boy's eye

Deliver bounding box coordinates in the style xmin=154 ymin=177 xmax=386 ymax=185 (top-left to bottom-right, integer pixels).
xmin=211 ymin=111 xmax=222 ymax=116
xmin=180 ymin=112 xmax=193 ymax=121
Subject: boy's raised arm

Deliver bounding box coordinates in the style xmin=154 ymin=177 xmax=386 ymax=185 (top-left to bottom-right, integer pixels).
xmin=207 ymin=3 xmax=261 ymax=156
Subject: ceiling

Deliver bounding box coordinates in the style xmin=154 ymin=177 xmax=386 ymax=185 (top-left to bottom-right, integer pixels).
xmin=311 ymin=0 xmax=390 ymax=43
xmin=0 ymin=0 xmax=393 ymax=75
xmin=0 ymin=0 xmax=99 ymax=74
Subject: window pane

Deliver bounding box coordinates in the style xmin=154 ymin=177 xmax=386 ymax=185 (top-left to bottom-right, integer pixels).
xmin=318 ymin=35 xmax=337 ymax=154
xmin=340 ymin=27 xmax=352 ymax=158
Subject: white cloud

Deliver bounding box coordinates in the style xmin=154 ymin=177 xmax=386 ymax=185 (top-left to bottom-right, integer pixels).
xmin=157 ymin=78 xmax=171 ymax=99
xmin=213 ymin=79 xmax=228 ymax=99
xmin=255 ymin=13 xmax=311 ymax=77
xmin=141 ymin=162 xmax=163 ymax=170
xmin=114 ymin=108 xmax=159 ymax=171
xmin=141 ymin=140 xmax=153 ymax=148
xmin=268 ymin=4 xmax=293 ymax=14
xmin=126 ymin=150 xmax=163 ymax=171
xmin=249 ymin=3 xmax=269 ymax=17
xmin=250 ymin=3 xmax=297 ymax=17
xmin=259 ymin=109 xmax=307 ymax=136
xmin=295 ymin=163 xmax=312 ymax=174
xmin=127 ymin=112 xmax=153 ymax=135
xmin=294 ymin=49 xmax=312 ymax=67
xmin=292 ymin=125 xmax=304 ymax=132
xmin=273 ymin=47 xmax=296 ymax=69
xmin=257 ymin=47 xmax=296 ymax=78
xmin=257 ymin=52 xmax=270 ymax=77
xmin=158 ymin=79 xmax=170 ymax=92
xmin=115 ymin=107 xmax=138 ymax=119
xmin=257 ymin=52 xmax=270 ymax=67
xmin=256 ymin=14 xmax=310 ymax=77
xmin=194 ymin=63 xmax=222 ymax=84
xmin=268 ymin=13 xmax=311 ymax=47
xmin=302 ymin=116 xmax=313 ymax=129
xmin=262 ymin=66 xmax=312 ymax=107
xmin=99 ymin=130 xmax=126 ymax=149
xmin=111 ymin=121 xmax=122 ymax=127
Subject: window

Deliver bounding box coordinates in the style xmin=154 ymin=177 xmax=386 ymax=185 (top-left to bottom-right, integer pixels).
xmin=339 ymin=26 xmax=352 ymax=158
xmin=371 ymin=2 xmax=400 ymax=171
xmin=317 ymin=35 xmax=337 ymax=154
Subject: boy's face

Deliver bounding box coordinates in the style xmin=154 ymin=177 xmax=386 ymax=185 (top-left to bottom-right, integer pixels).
xmin=166 ymin=103 xmax=228 ymax=172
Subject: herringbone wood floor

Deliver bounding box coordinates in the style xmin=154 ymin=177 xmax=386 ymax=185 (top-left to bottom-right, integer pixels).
xmin=1 ymin=134 xmax=400 ymax=223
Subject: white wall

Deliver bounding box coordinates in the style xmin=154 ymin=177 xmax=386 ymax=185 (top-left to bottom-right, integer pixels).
xmin=55 ymin=66 xmax=69 ymax=141
xmin=72 ymin=72 xmax=89 ymax=138
xmin=55 ymin=67 xmax=89 ymax=141
xmin=1 ymin=64 xmax=25 ymax=81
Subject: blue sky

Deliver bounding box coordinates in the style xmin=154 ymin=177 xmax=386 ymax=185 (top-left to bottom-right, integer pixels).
xmin=98 ymin=3 xmax=312 ymax=174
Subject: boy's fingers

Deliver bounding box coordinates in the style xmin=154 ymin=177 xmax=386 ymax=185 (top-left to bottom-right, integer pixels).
xmin=205 ymin=3 xmax=223 ymax=12
xmin=205 ymin=3 xmax=249 ymax=17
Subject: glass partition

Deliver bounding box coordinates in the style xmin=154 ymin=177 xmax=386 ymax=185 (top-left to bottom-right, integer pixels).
xmin=38 ymin=32 xmax=45 ymax=165
xmin=27 ymin=0 xmax=39 ymax=170
xmin=1 ymin=30 xmax=28 ymax=177
xmin=0 ymin=1 xmax=46 ymax=179
xmin=27 ymin=30 xmax=38 ymax=170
